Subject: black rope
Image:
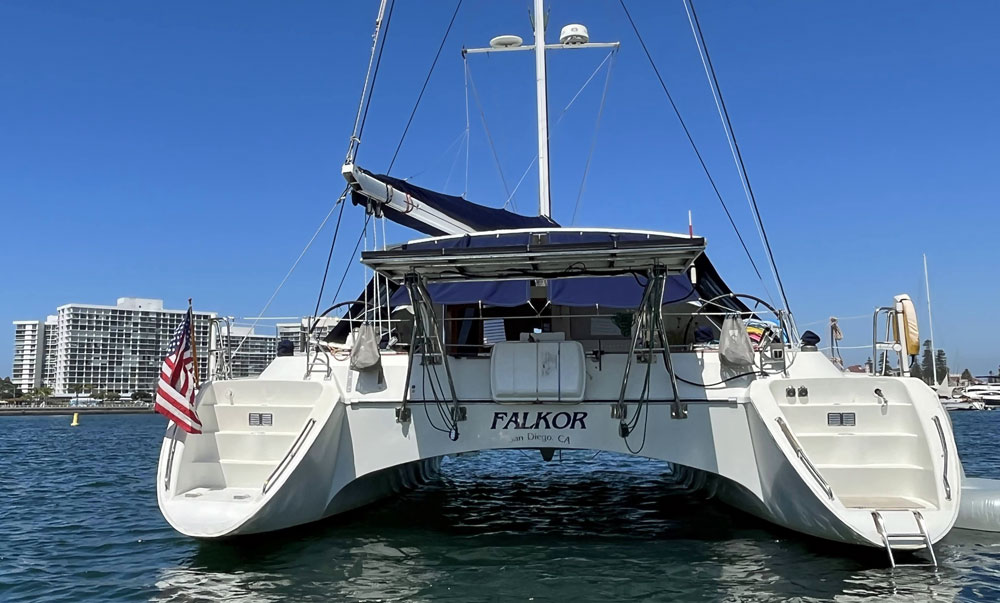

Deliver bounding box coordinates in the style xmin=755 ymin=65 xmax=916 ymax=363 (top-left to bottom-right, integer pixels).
xmin=331 ymin=214 xmax=373 ymax=306
xmin=355 ymin=0 xmax=396 ymax=156
xmin=687 ymin=0 xmax=792 ymax=314
xmin=312 ymin=188 xmax=350 ymax=322
xmin=387 ymin=0 xmax=464 ymax=173
xmin=616 ymin=0 xmax=764 ymax=285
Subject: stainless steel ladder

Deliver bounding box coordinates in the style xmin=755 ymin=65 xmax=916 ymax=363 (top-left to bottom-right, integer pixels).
xmin=871 ymin=510 xmax=938 ymax=568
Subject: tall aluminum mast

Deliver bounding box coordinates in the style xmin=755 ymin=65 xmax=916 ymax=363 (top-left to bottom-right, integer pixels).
xmin=463 ymin=8 xmax=618 ymax=220
xmin=533 ymin=0 xmax=551 ymax=218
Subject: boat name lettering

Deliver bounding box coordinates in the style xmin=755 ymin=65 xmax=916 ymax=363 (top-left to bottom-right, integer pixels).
xmin=490 ymin=411 xmax=587 ymax=430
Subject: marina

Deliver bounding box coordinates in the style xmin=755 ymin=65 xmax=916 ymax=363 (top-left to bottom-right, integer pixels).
xmin=5 ymin=1 xmax=1000 ymax=600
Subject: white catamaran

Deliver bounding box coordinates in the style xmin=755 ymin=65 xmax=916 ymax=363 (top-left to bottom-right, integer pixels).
xmin=158 ymin=1 xmax=962 ymax=567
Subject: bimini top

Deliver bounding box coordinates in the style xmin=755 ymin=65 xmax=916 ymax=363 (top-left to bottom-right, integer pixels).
xmin=360 ymin=227 xmax=706 ymax=283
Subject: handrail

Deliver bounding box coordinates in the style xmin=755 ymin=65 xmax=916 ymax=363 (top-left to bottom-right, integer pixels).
xmin=262 ymin=418 xmax=316 ymax=494
xmin=163 ymin=424 xmax=179 ymax=490
xmin=775 ymin=417 xmax=835 ymax=500
xmin=932 ymin=415 xmax=952 ymax=501
xmin=871 ymin=511 xmax=896 ymax=568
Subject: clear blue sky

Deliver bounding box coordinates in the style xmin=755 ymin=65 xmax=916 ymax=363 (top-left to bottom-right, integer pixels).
xmin=2 ymin=1 xmax=999 ymax=376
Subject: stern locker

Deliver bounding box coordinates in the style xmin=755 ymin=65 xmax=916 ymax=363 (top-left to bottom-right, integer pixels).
xmin=490 ymin=341 xmax=586 ymax=402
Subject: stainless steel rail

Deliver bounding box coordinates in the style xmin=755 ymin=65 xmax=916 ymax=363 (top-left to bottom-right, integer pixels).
xmin=932 ymin=415 xmax=952 ymax=501
xmin=871 ymin=511 xmax=896 ymax=568
xmin=163 ymin=424 xmax=179 ymax=490
xmin=262 ymin=418 xmax=316 ymax=494
xmin=775 ymin=417 xmax=835 ymax=500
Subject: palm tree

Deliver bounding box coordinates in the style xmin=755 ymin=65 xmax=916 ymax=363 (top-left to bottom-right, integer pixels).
xmin=69 ymin=383 xmax=85 ymax=406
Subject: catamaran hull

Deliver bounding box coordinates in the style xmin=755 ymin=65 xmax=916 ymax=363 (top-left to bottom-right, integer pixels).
xmin=158 ymin=381 xmax=959 ymax=552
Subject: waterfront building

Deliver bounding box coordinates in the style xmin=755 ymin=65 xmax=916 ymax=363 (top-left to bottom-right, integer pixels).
xmin=11 ymin=299 xmax=324 ymax=395
xmin=275 ymin=317 xmax=340 ymax=353
xmin=11 ymin=320 xmax=44 ymax=393
xmin=42 ymin=315 xmax=58 ymax=389
xmin=52 ymin=298 xmax=216 ymax=396
xmin=219 ymin=326 xmax=276 ymax=378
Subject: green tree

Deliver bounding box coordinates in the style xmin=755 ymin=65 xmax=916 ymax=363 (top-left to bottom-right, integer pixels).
xmin=935 ymin=350 xmax=949 ymax=385
xmin=97 ymin=389 xmax=120 ymax=404
xmin=26 ymin=386 xmax=52 ymax=402
xmin=0 ymin=377 xmax=16 ymax=400
xmin=910 ymin=359 xmax=924 ymax=382
xmin=131 ymin=391 xmax=152 ymax=403
xmin=961 ymin=368 xmax=975 ymax=384
xmin=920 ymin=340 xmax=935 ymax=385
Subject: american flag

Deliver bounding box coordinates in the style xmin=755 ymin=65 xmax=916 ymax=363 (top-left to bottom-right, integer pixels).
xmin=155 ymin=306 xmax=203 ymax=434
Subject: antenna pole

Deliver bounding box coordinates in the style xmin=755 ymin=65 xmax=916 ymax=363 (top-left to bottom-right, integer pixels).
xmin=924 ymin=253 xmax=938 ymax=385
xmin=533 ymin=0 xmax=551 ymax=218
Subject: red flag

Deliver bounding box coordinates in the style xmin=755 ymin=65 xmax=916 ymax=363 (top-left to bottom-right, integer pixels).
xmin=155 ymin=306 xmax=203 ymax=434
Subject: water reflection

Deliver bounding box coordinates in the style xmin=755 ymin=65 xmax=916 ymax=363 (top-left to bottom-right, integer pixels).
xmin=152 ymin=448 xmax=1000 ymax=602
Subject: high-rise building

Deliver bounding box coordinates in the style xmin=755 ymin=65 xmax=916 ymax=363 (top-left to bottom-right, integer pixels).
xmin=11 ymin=320 xmax=44 ymax=393
xmin=275 ymin=317 xmax=340 ymax=353
xmin=11 ymin=299 xmax=313 ymax=396
xmin=219 ymin=326 xmax=276 ymax=378
xmin=42 ymin=315 xmax=58 ymax=388
xmin=52 ymin=298 xmax=216 ymax=395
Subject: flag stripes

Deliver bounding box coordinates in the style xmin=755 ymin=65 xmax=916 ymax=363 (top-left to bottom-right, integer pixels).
xmin=154 ymin=306 xmax=203 ymax=434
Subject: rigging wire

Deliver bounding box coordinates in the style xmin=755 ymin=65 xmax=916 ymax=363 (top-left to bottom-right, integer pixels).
xmin=330 ymin=213 xmax=373 ymax=307
xmin=465 ymin=59 xmax=514 ymax=208
xmin=232 ymin=196 xmax=345 ymax=357
xmin=683 ymin=0 xmax=792 ymax=315
xmin=616 ymin=0 xmax=771 ymax=299
xmin=496 ymin=49 xmax=618 ymax=210
xmin=387 ymin=0 xmax=464 ymax=174
xmin=346 ymin=0 xmax=391 ymax=162
xmin=349 ymin=0 xmax=397 ymax=163
xmin=311 ymin=187 xmax=350 ymax=323
xmin=571 ymin=50 xmax=617 ymax=225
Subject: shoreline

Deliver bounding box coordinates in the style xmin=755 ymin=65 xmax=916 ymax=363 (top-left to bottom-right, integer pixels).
xmin=0 ymin=406 xmax=155 ymax=416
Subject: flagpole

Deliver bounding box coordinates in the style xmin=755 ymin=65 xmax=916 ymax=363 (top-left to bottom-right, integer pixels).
xmin=189 ymin=298 xmax=200 ymax=386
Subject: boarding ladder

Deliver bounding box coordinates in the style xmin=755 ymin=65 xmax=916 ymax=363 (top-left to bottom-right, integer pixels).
xmin=871 ymin=510 xmax=937 ymax=568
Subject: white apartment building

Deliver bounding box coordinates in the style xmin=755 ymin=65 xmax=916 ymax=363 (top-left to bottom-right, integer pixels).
xmin=42 ymin=315 xmax=58 ymax=388
xmin=219 ymin=326 xmax=276 ymax=378
xmin=12 ymin=321 xmax=44 ymax=393
xmin=52 ymin=298 xmax=217 ymax=396
xmin=275 ymin=317 xmax=340 ymax=353
xmin=11 ymin=298 xmax=295 ymax=396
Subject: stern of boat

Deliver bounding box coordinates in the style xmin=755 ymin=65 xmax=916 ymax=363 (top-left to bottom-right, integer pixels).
xmin=746 ymin=375 xmax=960 ymax=563
xmin=156 ymin=373 xmax=343 ymax=538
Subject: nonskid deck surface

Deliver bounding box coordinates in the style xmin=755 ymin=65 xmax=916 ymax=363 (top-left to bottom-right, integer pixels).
xmin=180 ymin=486 xmax=261 ymax=503
xmin=839 ymin=496 xmax=930 ymax=510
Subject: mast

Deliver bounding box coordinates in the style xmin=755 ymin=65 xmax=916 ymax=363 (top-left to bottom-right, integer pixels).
xmin=533 ymin=0 xmax=551 ymax=219
xmin=924 ymin=253 xmax=938 ymax=385
xmin=460 ymin=10 xmax=617 ymax=220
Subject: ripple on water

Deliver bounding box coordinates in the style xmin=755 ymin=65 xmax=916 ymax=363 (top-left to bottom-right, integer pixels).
xmin=4 ymin=412 xmax=1000 ymax=601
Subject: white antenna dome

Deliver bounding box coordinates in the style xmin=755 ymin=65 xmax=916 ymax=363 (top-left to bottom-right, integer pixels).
xmin=559 ymin=24 xmax=589 ymax=45
xmin=490 ymin=34 xmax=524 ymax=49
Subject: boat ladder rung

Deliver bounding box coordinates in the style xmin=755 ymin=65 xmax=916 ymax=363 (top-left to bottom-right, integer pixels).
xmin=871 ymin=510 xmax=938 ymax=568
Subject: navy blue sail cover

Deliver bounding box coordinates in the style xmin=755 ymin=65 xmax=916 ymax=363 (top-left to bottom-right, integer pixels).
xmin=390 ymin=280 xmax=530 ymax=307
xmin=352 ymin=168 xmax=558 ymax=237
xmin=388 ymin=274 xmax=696 ymax=308
xmin=548 ymin=275 xmax=696 ymax=307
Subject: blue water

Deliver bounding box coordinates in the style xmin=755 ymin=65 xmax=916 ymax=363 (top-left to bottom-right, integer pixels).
xmin=3 ymin=412 xmax=1000 ymax=602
